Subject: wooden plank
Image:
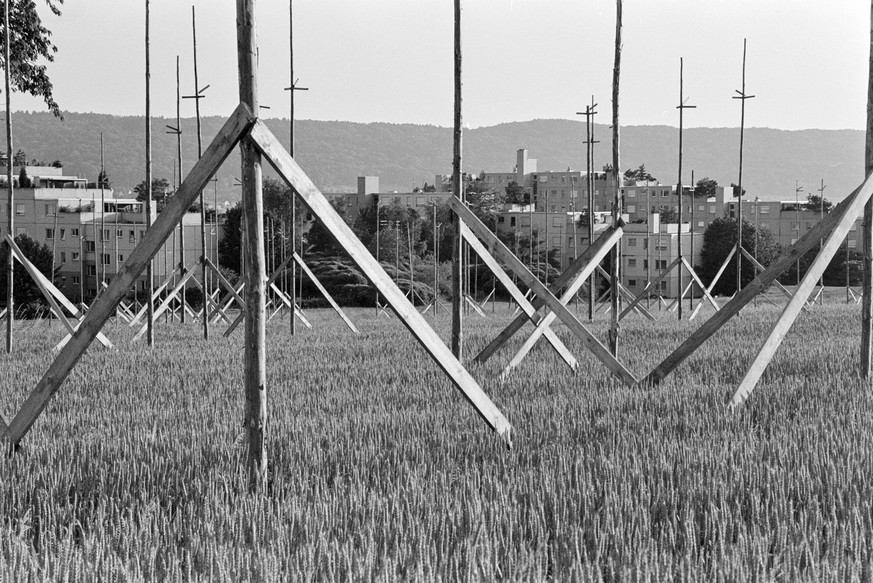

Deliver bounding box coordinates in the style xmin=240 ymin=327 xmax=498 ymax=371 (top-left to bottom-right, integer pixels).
xmin=646 ymin=174 xmax=873 ymax=387
xmin=249 ymin=120 xmax=512 ymax=440
xmin=476 ymin=226 xmax=620 ymax=363
xmin=731 ymin=181 xmax=871 ymax=404
xmin=618 ymin=256 xmax=680 ymax=320
xmin=460 ymin=222 xmax=578 ymax=371
xmin=1 ymin=103 xmax=256 ymax=447
xmin=502 ymin=231 xmax=620 ymax=375
xmin=450 ymin=196 xmax=637 ymax=386
xmin=464 ymin=295 xmax=487 ymax=318
xmin=128 ymin=270 xmax=177 ymax=327
xmin=294 ymin=252 xmax=359 ymax=334
xmin=740 ymin=247 xmax=811 ymax=310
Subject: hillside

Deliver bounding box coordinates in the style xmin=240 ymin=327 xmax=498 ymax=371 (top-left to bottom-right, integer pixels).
xmin=2 ymin=111 xmax=864 ymax=206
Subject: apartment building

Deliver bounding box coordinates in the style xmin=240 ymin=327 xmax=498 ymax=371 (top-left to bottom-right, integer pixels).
xmin=0 ymin=164 xmax=219 ymax=303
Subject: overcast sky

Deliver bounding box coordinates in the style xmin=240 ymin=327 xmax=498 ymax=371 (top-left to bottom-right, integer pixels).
xmin=12 ymin=0 xmax=870 ymax=130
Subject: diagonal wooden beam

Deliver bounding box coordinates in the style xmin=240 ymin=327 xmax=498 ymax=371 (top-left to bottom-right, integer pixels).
xmin=689 ymin=244 xmax=736 ymax=320
xmin=618 ymin=257 xmax=680 ymax=320
xmin=594 ymin=264 xmax=655 ymax=320
xmin=450 ymin=197 xmax=637 ymax=386
xmin=128 ymin=270 xmax=178 ymax=327
xmin=476 ymin=227 xmax=621 ymax=363
xmin=646 ymin=174 xmax=873 ymax=387
xmin=5 ymin=236 xmax=114 ymax=351
xmin=132 ymin=268 xmax=199 ymax=342
xmin=680 ymin=256 xmax=721 ymax=312
xmin=730 ymin=190 xmax=870 ymax=405
xmin=249 ymin=120 xmax=512 ymax=441
xmin=502 ymin=233 xmax=621 ymax=375
xmin=740 ymin=246 xmax=811 ymax=310
xmin=1 ymin=103 xmax=256 ymax=447
xmin=293 ymin=252 xmax=359 ymax=334
xmin=459 ymin=222 xmax=578 ymax=371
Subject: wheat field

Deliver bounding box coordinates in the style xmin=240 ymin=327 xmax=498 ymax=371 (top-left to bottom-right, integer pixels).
xmin=0 ymin=300 xmax=870 ymax=581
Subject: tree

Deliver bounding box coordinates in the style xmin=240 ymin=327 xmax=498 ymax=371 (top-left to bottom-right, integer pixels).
xmin=17 ymin=166 xmax=29 ymax=187
xmin=624 ymin=163 xmax=655 ymax=182
xmin=694 ymin=177 xmax=718 ymax=198
xmin=698 ymin=217 xmax=780 ymax=295
xmin=2 ymin=0 xmax=66 ymax=117
xmin=804 ymin=193 xmax=832 ymax=213
xmin=133 ymin=177 xmax=170 ymax=210
xmin=659 ymin=207 xmax=678 ymax=223
xmin=504 ymin=181 xmax=528 ymax=205
xmin=97 ymin=169 xmax=110 ymax=189
xmin=12 ymin=149 xmax=26 ymax=166
xmin=730 ymin=182 xmax=746 ymax=198
xmin=0 ymin=234 xmax=54 ymax=316
xmin=218 ymin=202 xmax=243 ymax=276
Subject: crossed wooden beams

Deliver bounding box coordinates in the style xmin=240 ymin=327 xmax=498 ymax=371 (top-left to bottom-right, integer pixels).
xmin=0 ymin=103 xmax=511 ymax=447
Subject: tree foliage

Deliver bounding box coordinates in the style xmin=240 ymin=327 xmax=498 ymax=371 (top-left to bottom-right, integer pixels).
xmin=0 ymin=234 xmax=54 ymax=316
xmin=698 ymin=217 xmax=780 ymax=295
xmin=133 ymin=178 xmax=170 ymax=210
xmin=2 ymin=0 xmax=66 ymax=117
xmin=694 ymin=177 xmax=718 ymax=199
xmin=803 ymin=193 xmax=832 ymax=213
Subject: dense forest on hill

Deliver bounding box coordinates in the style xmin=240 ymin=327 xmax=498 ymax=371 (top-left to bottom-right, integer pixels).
xmin=1 ymin=111 xmax=863 ymax=206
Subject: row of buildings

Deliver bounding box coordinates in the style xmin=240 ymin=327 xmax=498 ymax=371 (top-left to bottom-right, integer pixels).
xmin=0 ymin=163 xmax=215 ymax=303
xmin=0 ymin=148 xmax=850 ymax=303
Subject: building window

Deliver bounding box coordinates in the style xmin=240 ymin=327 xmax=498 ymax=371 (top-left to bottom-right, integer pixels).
xmin=46 ymin=228 xmax=54 ymax=239
xmin=643 ymin=238 xmax=648 ymax=249
xmin=568 ymin=237 xmax=574 ymax=247
xmin=627 ymin=258 xmax=637 ymax=268
xmin=510 ymin=217 xmax=516 ymax=227
xmin=552 ymin=217 xmax=561 ymax=227
xmin=60 ymin=229 xmax=66 ymax=241
xmin=85 ymin=241 xmax=96 ymax=252
xmin=551 ymin=237 xmax=560 ymax=248
xmin=15 ymin=204 xmax=24 ymax=215
xmin=103 ymin=229 xmax=111 ymax=241
xmin=697 ymin=205 xmax=705 ymax=212
xmin=118 ymin=254 xmax=124 ymax=263
xmin=660 ymin=281 xmax=668 ymax=291
xmin=697 ymin=221 xmax=705 ymax=228
xmin=117 ymin=229 xmax=123 ymax=239
xmin=60 ymin=252 xmax=66 ymax=262
xmin=71 ymin=228 xmax=80 ymax=237
xmin=129 ymin=230 xmax=136 ymax=243
xmin=709 ymin=206 xmax=716 ymax=214
xmin=759 ymin=206 xmax=770 ymax=214
xmin=85 ymin=265 xmax=96 ymax=276
xmin=627 ymin=205 xmax=636 ymax=213
xmin=849 ymin=239 xmax=858 ymax=248
xmin=101 ymin=254 xmax=111 ymax=265
xmin=627 ymin=238 xmax=637 ymax=247
xmin=71 ymin=275 xmax=80 ymax=284
xmin=628 ymin=279 xmax=637 ymax=287
xmin=498 ymin=216 xmax=505 ymax=224
xmin=72 ymin=252 xmax=80 ymax=262
xmin=15 ymin=227 xmax=24 ymax=235
xmin=45 ymin=204 xmax=56 ymax=216
xmin=140 ymin=280 xmax=148 ymax=290
xmin=643 ymin=259 xmax=648 ymax=269
xmin=656 ymin=259 xmax=667 ymax=270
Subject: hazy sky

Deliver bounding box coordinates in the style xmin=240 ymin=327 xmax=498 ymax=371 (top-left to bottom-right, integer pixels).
xmin=11 ymin=0 xmax=870 ymax=130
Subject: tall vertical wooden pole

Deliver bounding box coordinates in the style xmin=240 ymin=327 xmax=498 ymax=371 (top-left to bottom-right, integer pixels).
xmin=733 ymin=39 xmax=753 ymax=295
xmin=588 ymin=98 xmax=596 ymax=320
xmin=4 ymin=0 xmax=13 ymax=353
xmin=175 ymin=55 xmax=186 ymax=324
xmin=192 ymin=5 xmax=208 ymax=340
xmin=288 ymin=0 xmax=297 ymax=335
xmin=145 ymin=0 xmax=154 ymax=346
xmin=861 ymin=0 xmax=873 ymax=377
xmin=451 ymin=0 xmax=464 ymax=358
xmin=237 ymin=0 xmax=267 ymax=490
xmin=608 ymin=0 xmax=622 ymax=356
xmin=99 ymin=133 xmax=106 ymax=287
xmin=676 ymin=58 xmax=695 ymax=320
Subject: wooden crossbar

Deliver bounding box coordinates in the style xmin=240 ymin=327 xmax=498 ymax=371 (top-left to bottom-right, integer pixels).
xmin=645 ymin=174 xmax=873 ymax=387
xmin=619 ymin=257 xmax=681 ymax=319
xmin=293 ymin=251 xmax=359 ymax=334
xmin=740 ymin=247 xmax=812 ymax=310
xmin=688 ymin=245 xmax=736 ymax=320
xmin=249 ymin=120 xmax=512 ymax=440
xmin=132 ymin=268 xmax=200 ymax=341
xmin=0 ymin=104 xmax=256 ymax=447
xmin=450 ymin=198 xmax=636 ymax=386
xmin=591 ymin=264 xmax=655 ymax=321
xmin=128 ymin=270 xmax=178 ymax=327
xmin=459 ymin=222 xmax=578 ymax=371
xmin=476 ymin=227 xmax=620 ymax=364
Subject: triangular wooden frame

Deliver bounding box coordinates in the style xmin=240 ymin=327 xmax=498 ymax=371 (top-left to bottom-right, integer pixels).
xmin=0 ymin=105 xmax=513 ymax=448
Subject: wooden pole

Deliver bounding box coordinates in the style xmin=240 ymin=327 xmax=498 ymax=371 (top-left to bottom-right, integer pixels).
xmin=676 ymin=58 xmax=695 ymax=320
xmin=863 ymin=0 xmax=873 ymax=378
xmin=733 ymin=39 xmax=753 ymax=295
xmin=451 ymin=0 xmax=464 ymax=358
xmin=191 ymin=5 xmax=208 ymax=340
xmin=237 ymin=0 xmax=268 ymax=491
xmin=5 ymin=0 xmax=14 ymax=354
xmin=288 ymin=0 xmax=296 ymax=335
xmin=99 ymin=133 xmax=106 ymax=287
xmin=145 ymin=0 xmax=154 ymax=346
xmin=608 ymin=0 xmax=622 ymax=356
xmin=175 ymin=55 xmax=186 ymax=324
xmin=588 ymin=98 xmax=596 ymax=321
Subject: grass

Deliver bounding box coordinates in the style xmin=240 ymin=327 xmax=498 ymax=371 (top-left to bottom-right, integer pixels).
xmin=1 ymin=299 xmax=871 ymax=581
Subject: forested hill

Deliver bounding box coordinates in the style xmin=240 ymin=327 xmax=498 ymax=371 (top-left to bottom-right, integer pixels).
xmin=2 ymin=111 xmax=864 ymax=205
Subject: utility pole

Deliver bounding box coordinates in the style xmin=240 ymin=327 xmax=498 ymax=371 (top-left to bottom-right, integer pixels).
xmin=183 ymin=5 xmax=210 ymax=339
xmin=577 ymin=99 xmax=598 ymax=321
xmin=285 ymin=0 xmax=308 ymax=335
xmin=676 ymin=57 xmax=696 ymax=320
xmin=818 ymin=179 xmax=826 ymax=304
xmin=733 ymin=38 xmax=754 ymax=295
xmin=451 ymin=0 xmax=464 ymax=359
xmin=795 ymin=180 xmax=804 ymax=284
xmin=99 ymin=133 xmax=106 ymax=287
xmin=609 ymin=0 xmax=622 ymax=356
xmin=864 ymin=0 xmax=873 ymax=378
xmin=5 ymin=0 xmax=14 ymax=354
xmin=145 ymin=0 xmax=155 ymax=346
